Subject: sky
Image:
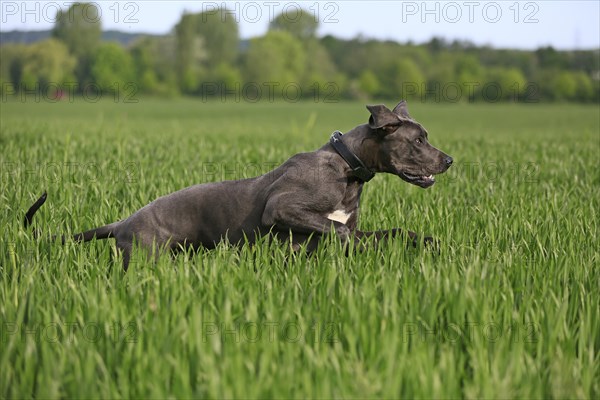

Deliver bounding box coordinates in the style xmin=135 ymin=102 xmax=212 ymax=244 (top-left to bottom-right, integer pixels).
xmin=1 ymin=1 xmax=599 ymax=50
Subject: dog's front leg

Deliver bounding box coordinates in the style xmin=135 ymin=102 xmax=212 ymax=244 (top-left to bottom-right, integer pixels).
xmin=273 ymin=213 xmax=350 ymax=241
xmin=354 ymin=229 xmax=436 ymax=249
xmin=262 ymin=202 xmax=351 ymax=249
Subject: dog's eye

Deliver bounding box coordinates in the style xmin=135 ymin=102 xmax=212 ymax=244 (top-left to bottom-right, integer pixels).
xmin=415 ymin=138 xmax=423 ymax=144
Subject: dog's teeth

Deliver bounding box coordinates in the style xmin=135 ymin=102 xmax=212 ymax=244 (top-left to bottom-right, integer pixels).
xmin=427 ymin=175 xmax=433 ymax=179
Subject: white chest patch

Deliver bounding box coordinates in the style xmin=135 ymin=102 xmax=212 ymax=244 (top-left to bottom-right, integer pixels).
xmin=327 ymin=209 xmax=352 ymax=225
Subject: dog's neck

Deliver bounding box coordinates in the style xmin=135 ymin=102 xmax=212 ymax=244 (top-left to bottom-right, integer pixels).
xmin=327 ymin=125 xmax=387 ymax=177
xmin=329 ymin=130 xmax=374 ymax=182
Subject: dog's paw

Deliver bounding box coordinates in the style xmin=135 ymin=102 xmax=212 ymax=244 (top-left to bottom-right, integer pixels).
xmin=423 ymin=236 xmax=441 ymax=254
xmin=409 ymin=235 xmax=440 ymax=252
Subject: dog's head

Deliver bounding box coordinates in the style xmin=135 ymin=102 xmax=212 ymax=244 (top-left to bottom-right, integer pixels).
xmin=366 ymin=101 xmax=453 ymax=188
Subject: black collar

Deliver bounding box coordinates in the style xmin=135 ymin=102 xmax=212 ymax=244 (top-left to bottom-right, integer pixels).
xmin=329 ymin=131 xmax=375 ymax=182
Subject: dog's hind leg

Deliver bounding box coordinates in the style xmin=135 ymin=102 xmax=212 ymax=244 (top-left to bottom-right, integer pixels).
xmin=68 ymin=222 xmax=121 ymax=244
xmin=116 ymin=242 xmax=132 ymax=272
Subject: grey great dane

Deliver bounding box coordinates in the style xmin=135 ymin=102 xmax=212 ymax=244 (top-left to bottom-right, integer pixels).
xmin=24 ymin=101 xmax=453 ymax=270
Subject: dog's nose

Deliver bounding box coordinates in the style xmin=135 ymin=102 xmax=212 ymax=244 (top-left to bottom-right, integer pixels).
xmin=444 ymin=156 xmax=453 ymax=167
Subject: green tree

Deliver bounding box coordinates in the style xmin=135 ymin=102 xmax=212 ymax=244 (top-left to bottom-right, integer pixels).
xmin=195 ymin=9 xmax=239 ymax=68
xmin=455 ymin=55 xmax=484 ymax=101
xmin=174 ymin=9 xmax=238 ymax=92
xmin=427 ymin=37 xmax=449 ymax=53
xmin=302 ymin=39 xmax=338 ymax=92
xmin=535 ymin=46 xmax=568 ymax=69
xmin=269 ymin=8 xmax=318 ymax=39
xmin=426 ymin=52 xmax=456 ymax=101
xmin=130 ymin=37 xmax=159 ymax=93
xmin=331 ymin=72 xmax=350 ymax=99
xmin=19 ymin=39 xmax=76 ymax=90
xmin=89 ymin=43 xmax=134 ymax=94
xmin=358 ymin=70 xmax=380 ymax=98
xmin=52 ymin=3 xmax=101 ymax=86
xmin=487 ymin=67 xmax=527 ymax=101
xmin=0 ymin=44 xmax=27 ymax=89
xmin=130 ymin=35 xmax=179 ymax=95
xmin=175 ymin=13 xmax=205 ymax=93
xmin=153 ymin=36 xmax=180 ymax=96
xmin=551 ymin=71 xmax=578 ymax=101
xmin=268 ymin=7 xmax=337 ymax=97
xmin=204 ymin=62 xmax=243 ymax=97
xmin=331 ymin=40 xmax=403 ymax=81
xmin=244 ymin=31 xmax=306 ymax=88
xmin=212 ymin=63 xmax=242 ymax=86
xmin=572 ymin=71 xmax=594 ymax=101
xmin=383 ymin=59 xmax=425 ymax=99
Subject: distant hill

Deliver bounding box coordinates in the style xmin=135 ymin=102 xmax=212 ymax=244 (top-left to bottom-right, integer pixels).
xmin=0 ymin=30 xmax=51 ymax=45
xmin=0 ymin=29 xmax=160 ymax=46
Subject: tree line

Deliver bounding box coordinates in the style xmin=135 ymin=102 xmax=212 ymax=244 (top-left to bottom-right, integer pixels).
xmin=1 ymin=3 xmax=598 ymax=103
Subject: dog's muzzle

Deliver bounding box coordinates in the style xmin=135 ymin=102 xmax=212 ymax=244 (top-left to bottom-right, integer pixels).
xmin=397 ymin=156 xmax=453 ymax=189
xmin=399 ymin=172 xmax=436 ymax=188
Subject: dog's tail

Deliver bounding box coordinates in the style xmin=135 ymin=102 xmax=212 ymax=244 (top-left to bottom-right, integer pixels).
xmin=24 ymin=191 xmax=118 ymax=243
xmin=24 ymin=191 xmax=48 ymax=230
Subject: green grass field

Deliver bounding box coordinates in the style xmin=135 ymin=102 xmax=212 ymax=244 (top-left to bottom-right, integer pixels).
xmin=1 ymin=98 xmax=598 ymax=398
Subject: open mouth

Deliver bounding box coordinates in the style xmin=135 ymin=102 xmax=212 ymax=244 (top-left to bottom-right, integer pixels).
xmin=399 ymin=172 xmax=436 ymax=188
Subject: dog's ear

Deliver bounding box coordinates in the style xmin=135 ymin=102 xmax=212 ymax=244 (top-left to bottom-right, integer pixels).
xmin=392 ymin=100 xmax=411 ymax=119
xmin=366 ymin=104 xmax=401 ymax=132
